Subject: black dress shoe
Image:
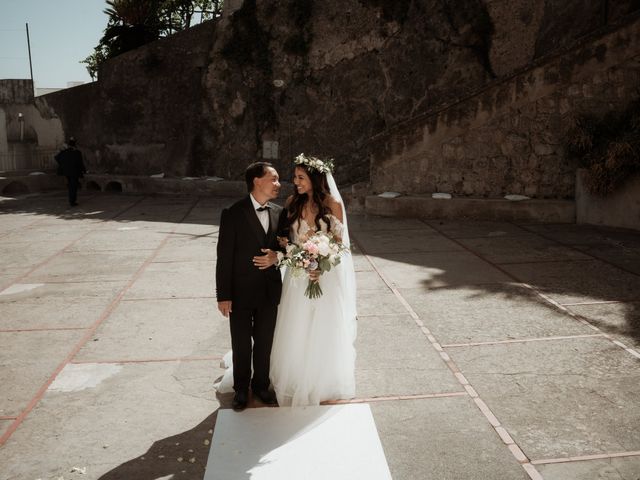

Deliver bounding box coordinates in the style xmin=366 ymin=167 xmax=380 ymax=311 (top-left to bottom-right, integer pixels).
xmin=232 ymin=390 xmax=248 ymax=411
xmin=253 ymin=389 xmax=278 ymax=405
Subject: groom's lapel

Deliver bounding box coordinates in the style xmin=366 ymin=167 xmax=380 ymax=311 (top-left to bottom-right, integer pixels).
xmin=241 ymin=196 xmax=266 ymax=245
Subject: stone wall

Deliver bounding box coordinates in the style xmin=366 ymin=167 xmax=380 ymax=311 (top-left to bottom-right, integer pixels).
xmin=369 ymin=14 xmax=640 ymax=198
xmin=38 ymin=0 xmax=640 ymax=193
xmin=42 ymin=20 xmax=217 ymax=177
xmin=0 ymin=80 xmax=33 ymax=105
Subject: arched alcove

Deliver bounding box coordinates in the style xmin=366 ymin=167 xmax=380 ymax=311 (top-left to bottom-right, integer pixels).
xmin=104 ymin=181 xmax=123 ymax=193
xmin=1 ymin=181 xmax=29 ymax=196
xmin=86 ymin=181 xmax=102 ymax=191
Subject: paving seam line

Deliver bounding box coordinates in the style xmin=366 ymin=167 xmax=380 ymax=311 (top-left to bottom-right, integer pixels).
xmin=442 ymin=333 xmax=605 ymax=348
xmin=324 ymin=391 xmax=468 ymax=405
xmin=531 ymin=449 xmax=640 ymax=465
xmin=362 ymin=248 xmax=464 ymax=255
xmin=120 ymin=295 xmax=217 ymax=301
xmin=494 ymin=258 xmax=595 ymax=266
xmin=0 ymin=196 xmax=201 ymax=447
xmin=16 ymin=279 xmax=125 ymax=284
xmin=351 ymin=233 xmax=543 ymax=480
xmin=562 ymin=299 xmax=640 ymax=306
xmin=0 ymin=327 xmax=89 ymax=333
xmin=423 ymin=220 xmax=640 ymax=361
xmin=70 ymin=355 xmax=223 ymax=365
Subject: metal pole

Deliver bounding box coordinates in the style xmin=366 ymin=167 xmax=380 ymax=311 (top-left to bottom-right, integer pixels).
xmin=26 ymin=23 xmax=34 ymax=94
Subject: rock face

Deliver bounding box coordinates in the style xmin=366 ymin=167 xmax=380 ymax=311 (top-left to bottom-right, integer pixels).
xmin=205 ymin=0 xmax=499 ymax=183
xmin=369 ymin=15 xmax=640 ymax=198
xmin=42 ymin=0 xmax=640 ymax=197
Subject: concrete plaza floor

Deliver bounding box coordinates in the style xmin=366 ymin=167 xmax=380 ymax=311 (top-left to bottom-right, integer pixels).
xmin=0 ymin=191 xmax=639 ymax=480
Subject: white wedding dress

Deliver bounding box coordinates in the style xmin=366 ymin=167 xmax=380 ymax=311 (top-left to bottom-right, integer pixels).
xmin=270 ymin=214 xmax=357 ymax=407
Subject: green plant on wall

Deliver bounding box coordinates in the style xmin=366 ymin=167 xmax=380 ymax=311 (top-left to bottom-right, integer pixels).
xmin=566 ymin=100 xmax=640 ymax=196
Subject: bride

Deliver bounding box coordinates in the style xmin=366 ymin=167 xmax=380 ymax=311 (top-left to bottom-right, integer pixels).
xmin=270 ymin=154 xmax=357 ymax=406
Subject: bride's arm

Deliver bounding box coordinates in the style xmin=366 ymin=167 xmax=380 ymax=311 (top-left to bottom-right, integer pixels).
xmin=325 ymin=195 xmax=344 ymax=241
xmin=326 ymin=195 xmax=343 ymax=222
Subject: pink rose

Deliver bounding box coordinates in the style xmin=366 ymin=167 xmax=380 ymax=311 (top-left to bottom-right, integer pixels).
xmin=304 ymin=241 xmax=319 ymax=255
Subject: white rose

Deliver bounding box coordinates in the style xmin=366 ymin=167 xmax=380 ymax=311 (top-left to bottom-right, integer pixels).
xmin=318 ymin=243 xmax=331 ymax=256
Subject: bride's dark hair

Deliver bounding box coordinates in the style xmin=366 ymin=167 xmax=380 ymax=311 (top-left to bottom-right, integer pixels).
xmin=288 ymin=164 xmax=332 ymax=233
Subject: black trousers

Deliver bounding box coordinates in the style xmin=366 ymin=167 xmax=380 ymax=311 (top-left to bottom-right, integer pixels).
xmin=229 ymin=304 xmax=277 ymax=392
xmin=66 ymin=176 xmax=79 ymax=205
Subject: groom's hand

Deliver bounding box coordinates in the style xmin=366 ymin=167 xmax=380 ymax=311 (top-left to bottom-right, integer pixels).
xmin=218 ymin=300 xmax=232 ymax=317
xmin=253 ymin=249 xmax=278 ymax=270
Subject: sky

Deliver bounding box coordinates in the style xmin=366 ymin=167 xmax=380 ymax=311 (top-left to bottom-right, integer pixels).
xmin=0 ymin=0 xmax=109 ymax=88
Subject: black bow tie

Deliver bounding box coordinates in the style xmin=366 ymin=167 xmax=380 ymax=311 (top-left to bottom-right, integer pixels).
xmin=256 ymin=205 xmax=270 ymax=212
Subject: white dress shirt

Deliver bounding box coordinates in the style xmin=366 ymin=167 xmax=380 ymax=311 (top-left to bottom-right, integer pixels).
xmin=250 ymin=193 xmax=269 ymax=234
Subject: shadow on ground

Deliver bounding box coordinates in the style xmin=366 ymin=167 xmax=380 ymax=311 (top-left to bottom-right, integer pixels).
xmin=350 ymin=216 xmax=640 ymax=348
xmin=98 ymin=410 xmax=218 ymax=480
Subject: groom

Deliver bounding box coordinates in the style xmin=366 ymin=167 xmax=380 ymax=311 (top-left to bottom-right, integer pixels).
xmin=216 ymin=162 xmax=287 ymax=411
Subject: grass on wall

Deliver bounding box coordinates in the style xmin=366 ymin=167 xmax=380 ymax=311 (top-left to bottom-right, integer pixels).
xmin=566 ymin=99 xmax=640 ymax=195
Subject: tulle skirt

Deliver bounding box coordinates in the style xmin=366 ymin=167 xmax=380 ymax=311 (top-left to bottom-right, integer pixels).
xmin=270 ymin=261 xmax=357 ymax=407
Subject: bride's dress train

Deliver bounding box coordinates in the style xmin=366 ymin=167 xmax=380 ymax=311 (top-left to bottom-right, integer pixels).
xmin=213 ymin=351 xmax=234 ymax=394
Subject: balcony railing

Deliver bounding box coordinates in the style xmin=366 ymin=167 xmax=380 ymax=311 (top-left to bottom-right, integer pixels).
xmin=0 ymin=147 xmax=58 ymax=173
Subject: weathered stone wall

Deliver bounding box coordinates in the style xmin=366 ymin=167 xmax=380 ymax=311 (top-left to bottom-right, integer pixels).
xmin=0 ymin=80 xmax=34 ymax=105
xmin=42 ymin=20 xmax=217 ymax=176
xmin=38 ymin=0 xmax=640 ymax=194
xmin=369 ymin=15 xmax=640 ymax=198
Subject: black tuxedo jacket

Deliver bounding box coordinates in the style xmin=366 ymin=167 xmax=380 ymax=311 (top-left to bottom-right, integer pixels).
xmin=216 ymin=196 xmax=288 ymax=309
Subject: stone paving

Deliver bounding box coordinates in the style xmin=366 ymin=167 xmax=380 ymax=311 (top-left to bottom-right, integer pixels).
xmin=0 ymin=191 xmax=639 ymax=480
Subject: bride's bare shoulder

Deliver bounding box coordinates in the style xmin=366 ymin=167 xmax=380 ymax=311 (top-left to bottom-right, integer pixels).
xmin=324 ymin=194 xmax=343 ymax=221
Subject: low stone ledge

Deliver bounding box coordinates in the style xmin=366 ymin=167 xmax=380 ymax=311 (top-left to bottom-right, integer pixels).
xmin=0 ymin=172 xmax=65 ymax=196
xmin=365 ymin=195 xmax=575 ymax=223
xmin=84 ymin=174 xmax=294 ymax=198
xmin=84 ymin=174 xmax=246 ymax=196
xmin=576 ymin=169 xmax=640 ymax=231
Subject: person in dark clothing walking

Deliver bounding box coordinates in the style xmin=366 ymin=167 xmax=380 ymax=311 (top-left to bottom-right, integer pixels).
xmin=55 ymin=137 xmax=86 ymax=206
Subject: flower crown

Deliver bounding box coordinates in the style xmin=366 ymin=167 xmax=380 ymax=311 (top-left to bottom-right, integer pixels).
xmin=294 ymin=153 xmax=334 ymax=174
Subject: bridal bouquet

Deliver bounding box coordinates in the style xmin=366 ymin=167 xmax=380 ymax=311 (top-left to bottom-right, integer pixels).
xmin=277 ymin=231 xmax=348 ymax=299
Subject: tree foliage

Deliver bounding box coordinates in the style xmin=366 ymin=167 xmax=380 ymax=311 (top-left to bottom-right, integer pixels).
xmin=163 ymin=0 xmax=224 ymax=33
xmin=81 ymin=0 xmax=223 ymax=79
xmin=566 ymin=100 xmax=640 ymax=196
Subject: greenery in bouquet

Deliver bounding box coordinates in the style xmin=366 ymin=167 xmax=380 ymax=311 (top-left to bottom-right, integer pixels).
xmin=277 ymin=231 xmax=348 ymax=299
